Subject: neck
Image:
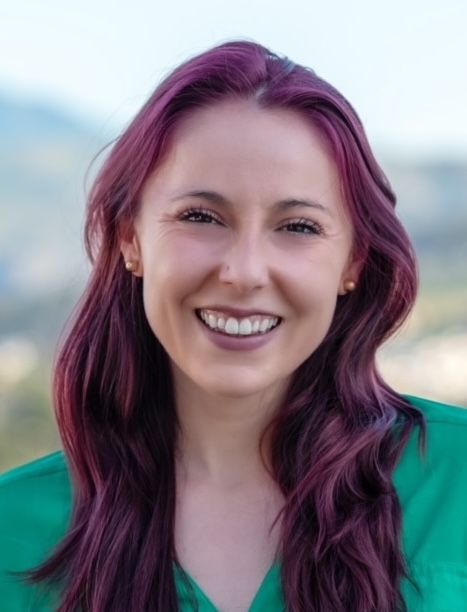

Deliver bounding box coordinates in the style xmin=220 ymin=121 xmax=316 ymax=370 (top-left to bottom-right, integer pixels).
xmin=174 ymin=371 xmax=286 ymax=488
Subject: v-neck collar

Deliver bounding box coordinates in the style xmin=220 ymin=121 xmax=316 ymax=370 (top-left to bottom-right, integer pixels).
xmin=175 ymin=562 xmax=285 ymax=611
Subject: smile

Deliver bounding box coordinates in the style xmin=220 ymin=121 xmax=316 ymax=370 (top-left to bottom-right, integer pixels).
xmin=197 ymin=309 xmax=282 ymax=337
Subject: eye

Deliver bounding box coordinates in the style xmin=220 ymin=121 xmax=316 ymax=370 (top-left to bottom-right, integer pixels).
xmin=179 ymin=207 xmax=222 ymax=224
xmin=281 ymin=219 xmax=322 ymax=235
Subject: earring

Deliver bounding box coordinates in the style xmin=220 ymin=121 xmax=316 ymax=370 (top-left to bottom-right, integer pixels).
xmin=125 ymin=261 xmax=138 ymax=272
xmin=344 ymin=280 xmax=356 ymax=293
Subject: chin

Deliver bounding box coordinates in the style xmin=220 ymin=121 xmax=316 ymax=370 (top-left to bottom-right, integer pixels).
xmin=193 ymin=370 xmax=288 ymax=404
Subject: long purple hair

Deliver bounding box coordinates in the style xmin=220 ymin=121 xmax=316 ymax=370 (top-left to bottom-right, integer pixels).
xmin=30 ymin=40 xmax=424 ymax=611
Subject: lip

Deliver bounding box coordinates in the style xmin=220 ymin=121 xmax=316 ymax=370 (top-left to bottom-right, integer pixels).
xmin=195 ymin=311 xmax=282 ymax=351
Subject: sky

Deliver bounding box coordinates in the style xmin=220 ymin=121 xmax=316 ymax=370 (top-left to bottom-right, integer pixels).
xmin=1 ymin=0 xmax=467 ymax=159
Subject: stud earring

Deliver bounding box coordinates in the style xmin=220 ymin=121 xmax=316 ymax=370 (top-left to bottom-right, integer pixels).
xmin=125 ymin=261 xmax=138 ymax=272
xmin=344 ymin=280 xmax=356 ymax=293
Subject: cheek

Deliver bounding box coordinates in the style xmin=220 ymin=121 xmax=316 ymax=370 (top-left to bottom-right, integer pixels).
xmin=139 ymin=235 xmax=220 ymax=323
xmin=143 ymin=229 xmax=225 ymax=278
xmin=282 ymin=253 xmax=344 ymax=308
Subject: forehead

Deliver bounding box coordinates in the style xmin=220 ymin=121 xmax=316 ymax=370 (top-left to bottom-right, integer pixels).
xmin=166 ymin=98 xmax=334 ymax=173
xmin=142 ymin=99 xmax=347 ymax=220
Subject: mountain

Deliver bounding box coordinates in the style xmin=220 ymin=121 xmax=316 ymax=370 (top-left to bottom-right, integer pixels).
xmin=385 ymin=161 xmax=467 ymax=272
xmin=0 ymin=95 xmax=92 ymax=143
xmin=0 ymin=93 xmax=110 ymax=297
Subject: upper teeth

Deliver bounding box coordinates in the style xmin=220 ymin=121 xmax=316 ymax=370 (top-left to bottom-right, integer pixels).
xmin=199 ymin=310 xmax=280 ymax=336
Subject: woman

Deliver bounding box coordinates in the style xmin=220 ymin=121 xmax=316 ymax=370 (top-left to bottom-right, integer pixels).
xmin=1 ymin=40 xmax=466 ymax=612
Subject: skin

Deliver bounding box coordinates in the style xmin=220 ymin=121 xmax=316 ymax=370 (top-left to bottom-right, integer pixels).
xmin=121 ymin=99 xmax=360 ymax=610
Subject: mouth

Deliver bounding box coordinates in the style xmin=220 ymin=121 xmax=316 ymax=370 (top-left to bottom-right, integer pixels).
xmin=196 ymin=308 xmax=283 ymax=337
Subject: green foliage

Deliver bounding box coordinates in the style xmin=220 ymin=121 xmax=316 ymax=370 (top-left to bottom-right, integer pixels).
xmin=0 ymin=365 xmax=60 ymax=473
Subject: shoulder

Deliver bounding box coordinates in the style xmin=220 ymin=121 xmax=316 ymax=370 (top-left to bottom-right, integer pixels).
xmin=396 ymin=393 xmax=467 ymax=501
xmin=405 ymin=393 xmax=467 ymax=427
xmin=398 ymin=394 xmax=467 ymax=479
xmin=0 ymin=451 xmax=72 ymax=532
xmin=395 ymin=396 xmax=467 ymax=609
xmin=0 ymin=451 xmax=72 ymax=572
xmin=0 ymin=450 xmax=70 ymax=490
xmin=0 ymin=452 xmax=72 ymax=609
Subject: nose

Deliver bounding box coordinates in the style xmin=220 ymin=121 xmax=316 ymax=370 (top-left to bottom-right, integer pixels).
xmin=218 ymin=230 xmax=269 ymax=293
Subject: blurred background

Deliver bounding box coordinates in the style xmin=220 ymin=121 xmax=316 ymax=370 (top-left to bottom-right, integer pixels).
xmin=1 ymin=0 xmax=466 ymax=472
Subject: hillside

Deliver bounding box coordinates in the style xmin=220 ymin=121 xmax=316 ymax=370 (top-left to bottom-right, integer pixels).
xmin=0 ymin=94 xmax=108 ymax=297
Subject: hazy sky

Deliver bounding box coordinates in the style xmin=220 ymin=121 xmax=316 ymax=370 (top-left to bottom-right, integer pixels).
xmin=1 ymin=0 xmax=466 ymax=159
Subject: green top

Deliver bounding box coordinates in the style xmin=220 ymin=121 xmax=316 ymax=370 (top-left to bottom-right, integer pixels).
xmin=1 ymin=395 xmax=467 ymax=611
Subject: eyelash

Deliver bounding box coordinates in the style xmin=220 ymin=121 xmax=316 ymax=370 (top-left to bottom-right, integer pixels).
xmin=281 ymin=219 xmax=322 ymax=235
xmin=178 ymin=207 xmax=323 ymax=235
xmin=179 ymin=207 xmax=222 ymax=224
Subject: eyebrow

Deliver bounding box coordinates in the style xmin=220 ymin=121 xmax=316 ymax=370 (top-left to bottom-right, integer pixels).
xmin=171 ymin=190 xmax=332 ymax=215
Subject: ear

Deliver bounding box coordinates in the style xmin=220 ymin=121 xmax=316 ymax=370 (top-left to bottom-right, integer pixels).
xmin=338 ymin=254 xmax=364 ymax=296
xmin=120 ymin=225 xmax=143 ymax=277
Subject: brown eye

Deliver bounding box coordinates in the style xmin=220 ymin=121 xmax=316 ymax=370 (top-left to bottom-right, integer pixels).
xmin=180 ymin=208 xmax=221 ymax=224
xmin=282 ymin=220 xmax=322 ymax=235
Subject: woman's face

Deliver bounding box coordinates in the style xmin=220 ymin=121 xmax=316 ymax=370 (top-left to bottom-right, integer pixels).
xmin=121 ymin=99 xmax=359 ymax=402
